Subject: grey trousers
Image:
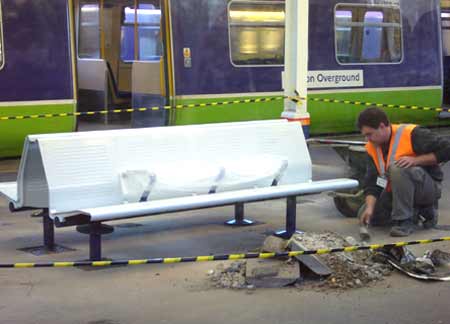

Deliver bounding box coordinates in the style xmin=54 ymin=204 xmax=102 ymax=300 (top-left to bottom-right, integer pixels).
xmin=371 ymin=165 xmax=442 ymax=225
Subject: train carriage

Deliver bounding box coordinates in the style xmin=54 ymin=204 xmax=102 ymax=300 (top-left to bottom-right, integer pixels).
xmin=0 ymin=0 xmax=449 ymax=157
xmin=0 ymin=0 xmax=76 ymax=157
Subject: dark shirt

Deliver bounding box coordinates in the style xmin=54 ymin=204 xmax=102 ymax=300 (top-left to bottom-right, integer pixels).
xmin=364 ymin=126 xmax=450 ymax=198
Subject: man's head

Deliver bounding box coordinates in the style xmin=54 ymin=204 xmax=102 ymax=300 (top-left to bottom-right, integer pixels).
xmin=357 ymin=107 xmax=391 ymax=146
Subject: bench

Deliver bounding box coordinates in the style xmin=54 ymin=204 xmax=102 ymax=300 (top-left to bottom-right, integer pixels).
xmin=0 ymin=120 xmax=358 ymax=260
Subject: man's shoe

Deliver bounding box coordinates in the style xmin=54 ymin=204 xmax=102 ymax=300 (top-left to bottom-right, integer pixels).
xmin=390 ymin=219 xmax=414 ymax=237
xmin=420 ymin=206 xmax=438 ymax=229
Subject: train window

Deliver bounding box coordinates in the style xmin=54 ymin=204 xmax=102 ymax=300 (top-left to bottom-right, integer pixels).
xmin=335 ymin=4 xmax=403 ymax=65
xmin=78 ymin=3 xmax=101 ymax=59
xmin=228 ymin=1 xmax=285 ymax=66
xmin=442 ymin=11 xmax=450 ymax=56
xmin=120 ymin=2 xmax=162 ymax=62
xmin=0 ymin=0 xmax=4 ymax=70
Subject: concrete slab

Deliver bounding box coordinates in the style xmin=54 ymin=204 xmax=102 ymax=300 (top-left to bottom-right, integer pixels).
xmin=288 ymin=239 xmax=332 ymax=277
xmin=246 ymin=259 xmax=300 ymax=288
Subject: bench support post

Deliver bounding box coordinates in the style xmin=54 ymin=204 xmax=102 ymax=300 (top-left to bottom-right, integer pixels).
xmin=225 ymin=203 xmax=254 ymax=226
xmin=90 ymin=222 xmax=102 ymax=261
xmin=42 ymin=209 xmax=55 ymax=251
xmin=275 ymin=196 xmax=301 ymax=239
xmin=77 ymin=222 xmax=114 ymax=261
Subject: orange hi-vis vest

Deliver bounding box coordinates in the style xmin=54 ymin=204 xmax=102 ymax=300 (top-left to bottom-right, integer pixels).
xmin=365 ymin=124 xmax=417 ymax=190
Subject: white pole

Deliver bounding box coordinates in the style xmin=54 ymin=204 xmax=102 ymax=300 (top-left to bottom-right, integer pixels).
xmin=282 ymin=0 xmax=310 ymax=137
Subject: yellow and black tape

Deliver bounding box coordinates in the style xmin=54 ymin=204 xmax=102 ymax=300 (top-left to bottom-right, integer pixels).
xmin=2 ymin=236 xmax=449 ymax=268
xmin=0 ymin=97 xmax=284 ymax=121
xmin=1 ymin=95 xmax=449 ymax=122
xmin=309 ymin=97 xmax=450 ymax=113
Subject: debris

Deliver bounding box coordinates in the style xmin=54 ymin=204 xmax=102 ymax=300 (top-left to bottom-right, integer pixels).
xmin=379 ymin=247 xmax=450 ymax=281
xmin=208 ymin=231 xmax=393 ymax=290
xmin=245 ymin=259 xmax=300 ymax=288
xmin=261 ymin=235 xmax=288 ymax=253
xmin=292 ymin=232 xmax=392 ymax=290
xmin=430 ymin=249 xmax=450 ymax=268
xmin=288 ymin=239 xmax=332 ymax=277
xmin=210 ymin=261 xmax=247 ymax=289
xmin=359 ymin=225 xmax=371 ymax=242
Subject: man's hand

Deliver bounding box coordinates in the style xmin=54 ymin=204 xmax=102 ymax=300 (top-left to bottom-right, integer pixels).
xmin=360 ymin=195 xmax=377 ymax=226
xmin=360 ymin=205 xmax=373 ymax=225
xmin=395 ymin=156 xmax=417 ymax=168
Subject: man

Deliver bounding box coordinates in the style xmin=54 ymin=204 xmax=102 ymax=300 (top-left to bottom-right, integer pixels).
xmin=357 ymin=107 xmax=450 ymax=237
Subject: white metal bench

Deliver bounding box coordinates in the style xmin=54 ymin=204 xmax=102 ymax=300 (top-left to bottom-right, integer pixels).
xmin=0 ymin=120 xmax=358 ymax=260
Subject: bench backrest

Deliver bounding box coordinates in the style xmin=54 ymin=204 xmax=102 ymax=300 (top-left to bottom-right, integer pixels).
xmin=15 ymin=120 xmax=311 ymax=214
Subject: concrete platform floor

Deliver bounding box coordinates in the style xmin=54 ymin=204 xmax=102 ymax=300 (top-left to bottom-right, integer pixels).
xmin=0 ymin=146 xmax=449 ymax=324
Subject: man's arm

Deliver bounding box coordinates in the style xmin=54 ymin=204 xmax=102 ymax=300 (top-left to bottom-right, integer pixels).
xmin=361 ymin=156 xmax=382 ymax=224
xmin=397 ymin=127 xmax=450 ymax=167
xmin=395 ymin=152 xmax=437 ymax=168
xmin=363 ymin=155 xmax=383 ymax=198
xmin=361 ymin=194 xmax=377 ymax=225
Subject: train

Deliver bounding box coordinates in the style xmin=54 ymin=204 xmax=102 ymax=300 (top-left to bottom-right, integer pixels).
xmin=0 ymin=0 xmax=449 ymax=158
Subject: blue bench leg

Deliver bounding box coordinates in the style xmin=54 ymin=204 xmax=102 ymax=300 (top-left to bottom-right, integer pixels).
xmin=274 ymin=196 xmax=302 ymax=239
xmin=225 ymin=203 xmax=254 ymax=226
xmin=42 ymin=209 xmax=55 ymax=251
xmin=90 ymin=224 xmax=102 ymax=261
xmin=76 ymin=222 xmax=114 ymax=261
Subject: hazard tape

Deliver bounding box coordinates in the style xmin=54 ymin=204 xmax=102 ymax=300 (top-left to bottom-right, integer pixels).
xmin=2 ymin=236 xmax=449 ymax=268
xmin=0 ymin=97 xmax=284 ymax=121
xmin=1 ymin=95 xmax=449 ymax=122
xmin=309 ymin=97 xmax=450 ymax=113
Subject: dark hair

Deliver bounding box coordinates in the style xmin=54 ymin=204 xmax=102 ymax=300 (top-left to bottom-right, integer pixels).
xmin=356 ymin=107 xmax=390 ymax=130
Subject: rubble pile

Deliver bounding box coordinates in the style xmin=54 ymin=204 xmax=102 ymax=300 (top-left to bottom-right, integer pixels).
xmin=292 ymin=232 xmax=393 ymax=289
xmin=208 ymin=231 xmax=393 ymax=290
xmin=209 ymin=261 xmax=248 ymax=289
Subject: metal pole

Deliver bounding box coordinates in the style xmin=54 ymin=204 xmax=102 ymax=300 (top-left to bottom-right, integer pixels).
xmin=274 ymin=196 xmax=299 ymax=239
xmin=286 ymin=196 xmax=297 ymax=236
xmin=89 ymin=222 xmax=102 ymax=261
xmin=225 ymin=203 xmax=254 ymax=226
xmin=42 ymin=209 xmax=55 ymax=251
xmin=235 ymin=203 xmax=244 ymax=223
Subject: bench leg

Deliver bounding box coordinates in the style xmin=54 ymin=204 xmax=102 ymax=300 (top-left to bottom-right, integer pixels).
xmin=89 ymin=222 xmax=103 ymax=261
xmin=42 ymin=209 xmax=55 ymax=251
xmin=274 ymin=196 xmax=302 ymax=239
xmin=76 ymin=222 xmax=114 ymax=261
xmin=225 ymin=203 xmax=254 ymax=226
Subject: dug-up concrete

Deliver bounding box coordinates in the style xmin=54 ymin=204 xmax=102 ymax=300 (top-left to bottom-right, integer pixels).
xmin=0 ymin=146 xmax=450 ymax=324
xmin=207 ymin=232 xmax=395 ymax=291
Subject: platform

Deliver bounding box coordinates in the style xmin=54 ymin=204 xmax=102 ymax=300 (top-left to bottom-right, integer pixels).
xmin=0 ymin=145 xmax=449 ymax=324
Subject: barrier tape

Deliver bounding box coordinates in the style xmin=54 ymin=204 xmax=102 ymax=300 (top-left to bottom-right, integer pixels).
xmin=0 ymin=97 xmax=284 ymax=121
xmin=308 ymin=97 xmax=450 ymax=113
xmin=1 ymin=95 xmax=449 ymax=121
xmin=2 ymin=236 xmax=449 ymax=268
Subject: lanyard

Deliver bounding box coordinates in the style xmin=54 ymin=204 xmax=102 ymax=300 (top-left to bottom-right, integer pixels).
xmin=375 ymin=124 xmax=407 ymax=177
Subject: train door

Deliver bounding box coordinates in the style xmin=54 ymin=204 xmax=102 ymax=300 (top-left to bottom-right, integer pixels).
xmin=74 ymin=0 xmax=170 ymax=129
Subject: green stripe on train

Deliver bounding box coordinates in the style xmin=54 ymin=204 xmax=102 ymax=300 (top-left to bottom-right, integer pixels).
xmin=0 ymin=103 xmax=75 ymax=158
xmin=172 ymin=89 xmax=449 ymax=134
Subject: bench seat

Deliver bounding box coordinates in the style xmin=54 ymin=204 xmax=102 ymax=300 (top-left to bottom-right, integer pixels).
xmin=55 ymin=179 xmax=357 ymax=222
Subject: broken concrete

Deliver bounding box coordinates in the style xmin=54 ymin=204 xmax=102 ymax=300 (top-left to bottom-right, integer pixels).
xmin=288 ymin=239 xmax=332 ymax=277
xmin=208 ymin=232 xmax=393 ymax=291
xmin=261 ymin=235 xmax=288 ymax=253
xmin=208 ymin=261 xmax=247 ymax=289
xmin=292 ymin=232 xmax=393 ymax=290
xmin=246 ymin=259 xmax=300 ymax=288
